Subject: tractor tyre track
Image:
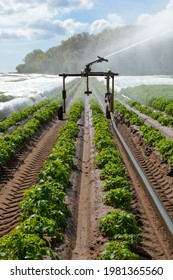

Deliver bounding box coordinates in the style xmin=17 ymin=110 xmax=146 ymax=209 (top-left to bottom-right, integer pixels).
xmin=114 ymin=121 xmax=173 ymax=259
xmin=0 ymin=117 xmax=65 ymax=237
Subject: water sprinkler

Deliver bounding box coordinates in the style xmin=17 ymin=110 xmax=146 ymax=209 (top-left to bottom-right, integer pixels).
xmin=84 ymin=56 xmax=108 ymax=72
xmin=59 ymin=56 xmax=118 ymax=118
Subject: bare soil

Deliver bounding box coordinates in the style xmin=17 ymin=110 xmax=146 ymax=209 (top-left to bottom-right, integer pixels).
xmin=114 ymin=120 xmax=173 ymax=259
xmin=56 ymin=99 xmax=112 ymax=260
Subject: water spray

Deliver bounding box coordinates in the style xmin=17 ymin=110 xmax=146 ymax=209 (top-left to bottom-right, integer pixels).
xmin=105 ymin=28 xmax=173 ymax=59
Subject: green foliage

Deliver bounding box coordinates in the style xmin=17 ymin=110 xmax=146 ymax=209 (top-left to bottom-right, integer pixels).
xmin=91 ymin=100 xmax=140 ymax=260
xmin=103 ymin=188 xmax=132 ymax=210
xmin=152 ymin=98 xmax=170 ymax=111
xmin=48 ymin=145 xmax=75 ymax=169
xmin=66 ymin=100 xmax=84 ymax=122
xmin=93 ymin=124 xmax=112 ymax=141
xmin=20 ymin=183 xmax=70 ymax=231
xmin=16 ymin=49 xmax=50 ymax=73
xmin=128 ymin=99 xmax=173 ymax=127
xmin=155 ymin=138 xmax=173 ymax=164
xmin=0 ymin=100 xmax=84 ymax=259
xmin=0 ymin=99 xmax=49 ymax=132
xmin=20 ymin=215 xmax=64 ymax=241
xmin=103 ymin=176 xmax=130 ymax=191
xmin=38 ymin=159 xmax=71 ymax=187
xmin=95 ymin=137 xmax=116 ymax=151
xmin=16 ymin=26 xmax=173 ymax=75
xmin=114 ymin=101 xmax=173 ymax=164
xmin=100 ymin=162 xmax=125 ymax=180
xmin=99 ymin=210 xmax=141 ymax=238
xmin=115 ymin=101 xmax=144 ymax=127
xmin=120 ymin=85 xmax=173 ymax=106
xmin=20 ymin=196 xmax=69 ymax=232
xmin=0 ymin=228 xmax=57 ymax=260
xmin=112 ymin=233 xmax=139 ymax=247
xmin=0 ymin=99 xmax=61 ymax=167
xmin=59 ymin=122 xmax=79 ymax=140
xmin=95 ymin=148 xmax=122 ymax=168
xmin=165 ymin=103 xmax=173 ymax=116
xmin=157 ymin=115 xmax=173 ymax=126
xmin=91 ymin=101 xmax=116 ymax=151
xmin=140 ymin=125 xmax=164 ymax=146
xmin=100 ymin=241 xmax=139 ymax=260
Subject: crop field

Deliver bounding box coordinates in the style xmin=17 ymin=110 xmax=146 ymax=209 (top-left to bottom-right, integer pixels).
xmin=0 ymin=74 xmax=173 ymax=260
xmin=0 ymin=74 xmax=75 ymax=121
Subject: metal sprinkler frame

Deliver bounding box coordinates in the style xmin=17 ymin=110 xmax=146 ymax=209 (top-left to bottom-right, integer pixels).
xmin=59 ymin=56 xmax=119 ymax=117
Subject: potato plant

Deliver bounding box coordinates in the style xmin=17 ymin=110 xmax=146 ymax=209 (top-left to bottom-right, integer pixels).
xmin=103 ymin=176 xmax=130 ymax=191
xmin=0 ymin=99 xmax=61 ymax=167
xmin=100 ymin=241 xmax=139 ymax=260
xmin=90 ymin=101 xmax=141 ymax=260
xmin=102 ymin=188 xmax=132 ymax=210
xmin=115 ymin=101 xmax=173 ymax=164
xmin=99 ymin=210 xmax=140 ymax=237
xmin=0 ymin=228 xmax=57 ymax=260
xmin=0 ymin=100 xmax=84 ymax=260
xmin=129 ymin=100 xmax=173 ymax=127
xmin=0 ymin=99 xmax=49 ymax=132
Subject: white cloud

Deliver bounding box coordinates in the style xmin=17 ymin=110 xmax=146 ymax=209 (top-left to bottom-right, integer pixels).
xmin=0 ymin=0 xmax=94 ymax=16
xmin=55 ymin=19 xmax=89 ymax=35
xmin=90 ymin=13 xmax=125 ymax=34
xmin=137 ymin=0 xmax=173 ymax=34
xmin=2 ymin=0 xmax=172 ymax=44
xmin=28 ymin=18 xmax=89 ymax=39
xmin=0 ymin=0 xmax=93 ymax=41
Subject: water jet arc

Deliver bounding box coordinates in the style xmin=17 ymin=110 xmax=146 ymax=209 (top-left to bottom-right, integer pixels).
xmin=105 ymin=28 xmax=173 ymax=59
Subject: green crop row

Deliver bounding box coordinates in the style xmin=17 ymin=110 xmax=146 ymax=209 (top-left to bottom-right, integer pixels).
xmin=0 ymin=99 xmax=50 ymax=132
xmin=118 ymin=84 xmax=173 ymax=117
xmin=119 ymin=84 xmax=173 ymax=107
xmin=0 ymin=78 xmax=82 ymax=133
xmin=129 ymin=101 xmax=173 ymax=127
xmin=0 ymin=99 xmax=63 ymax=168
xmin=152 ymin=98 xmax=173 ymax=115
xmin=90 ymin=101 xmax=141 ymax=260
xmin=0 ymin=100 xmax=84 ymax=260
xmin=115 ymin=101 xmax=173 ymax=165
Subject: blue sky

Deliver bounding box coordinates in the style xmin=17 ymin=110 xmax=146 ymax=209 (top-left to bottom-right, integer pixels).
xmin=0 ymin=0 xmax=172 ymax=73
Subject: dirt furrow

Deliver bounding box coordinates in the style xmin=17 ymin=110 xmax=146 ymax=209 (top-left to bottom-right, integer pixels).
xmin=56 ymin=98 xmax=112 ymax=260
xmin=114 ymin=121 xmax=173 ymax=259
xmin=118 ymin=123 xmax=173 ymax=220
xmin=0 ymin=117 xmax=65 ymax=237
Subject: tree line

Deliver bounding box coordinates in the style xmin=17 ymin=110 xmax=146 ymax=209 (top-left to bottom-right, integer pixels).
xmin=16 ymin=26 xmax=173 ymax=75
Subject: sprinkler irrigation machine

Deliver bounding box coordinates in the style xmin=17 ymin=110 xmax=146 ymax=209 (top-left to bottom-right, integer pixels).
xmin=59 ymin=56 xmax=119 ymax=119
